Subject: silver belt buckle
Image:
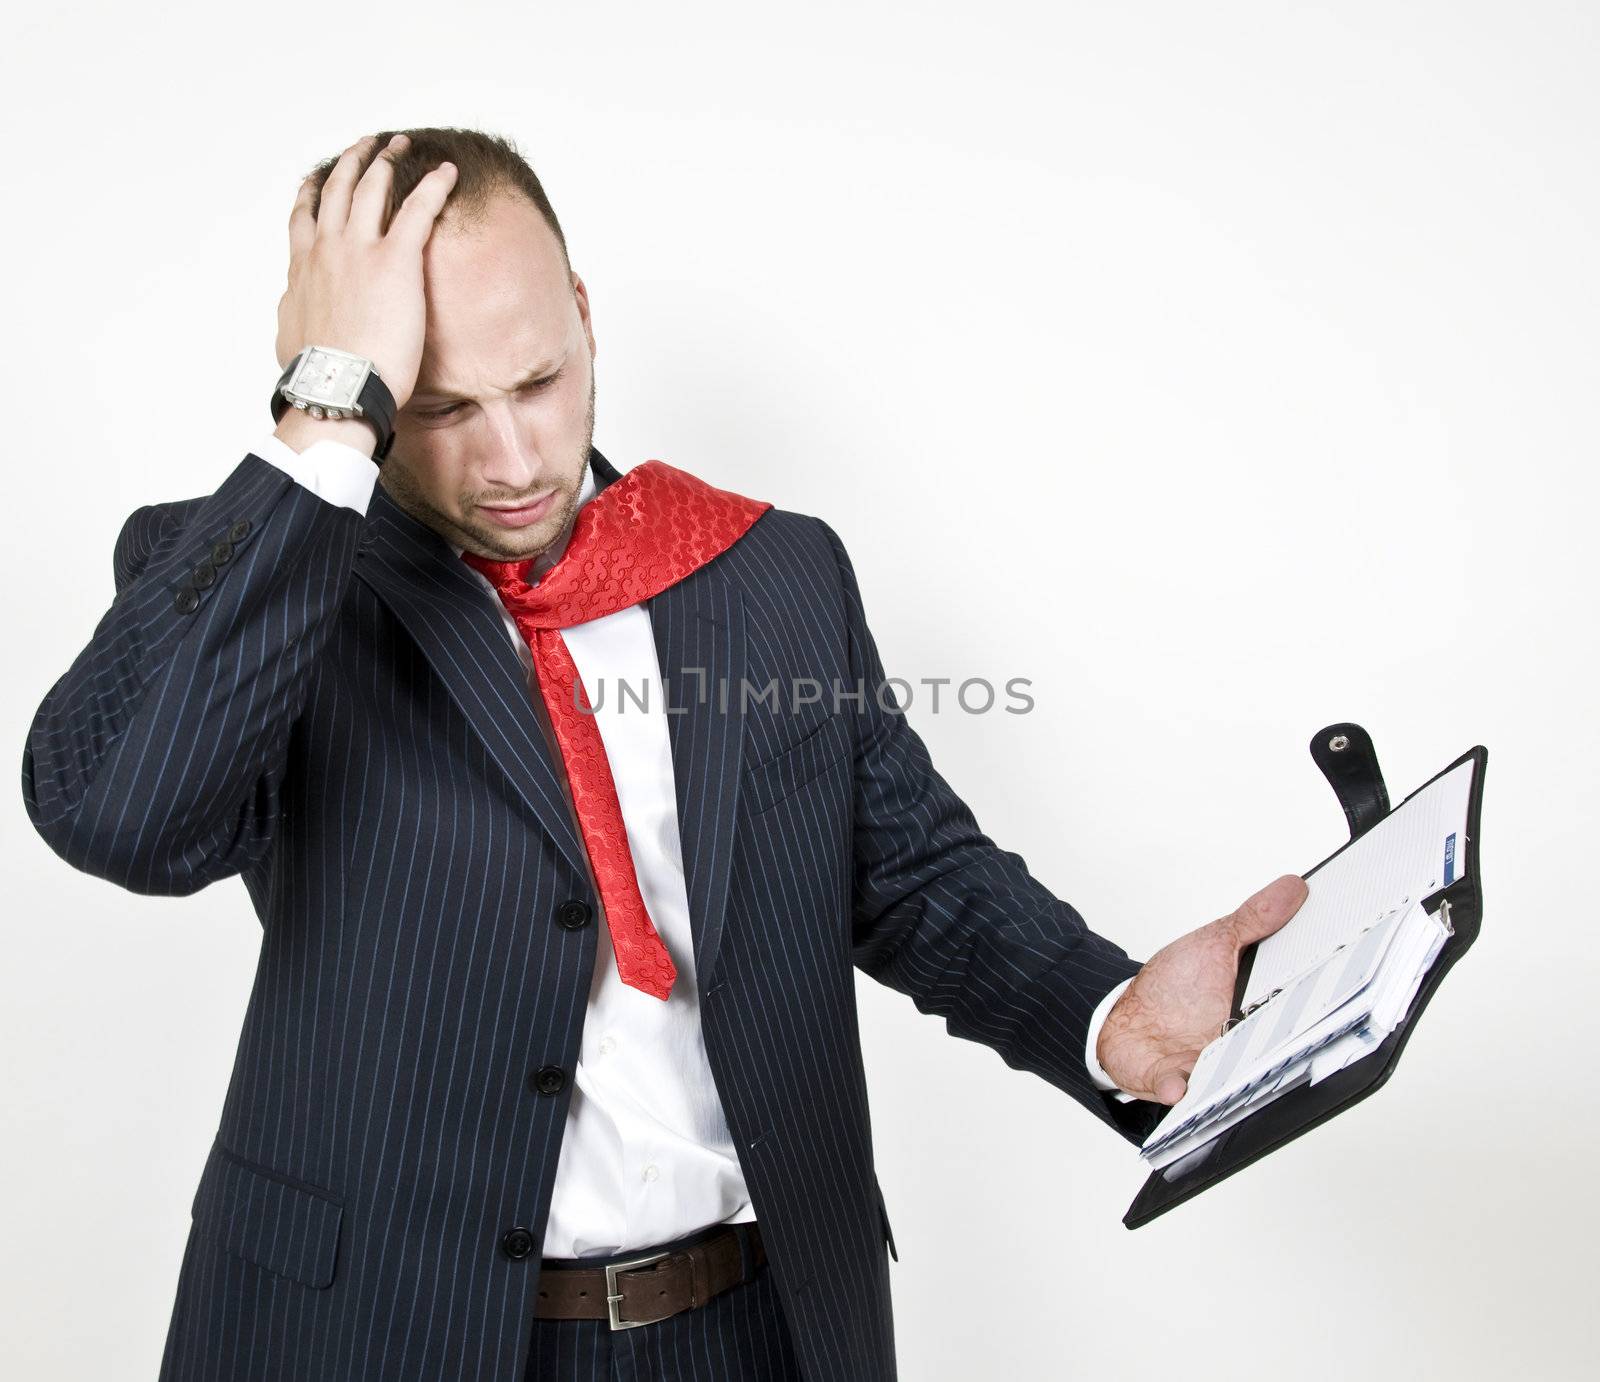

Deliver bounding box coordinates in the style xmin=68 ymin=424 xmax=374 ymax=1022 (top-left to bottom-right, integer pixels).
xmin=604 ymin=1248 xmax=672 ymax=1330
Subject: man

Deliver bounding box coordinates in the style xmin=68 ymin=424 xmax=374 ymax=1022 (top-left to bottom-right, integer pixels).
xmin=21 ymin=127 xmax=1306 ymax=1381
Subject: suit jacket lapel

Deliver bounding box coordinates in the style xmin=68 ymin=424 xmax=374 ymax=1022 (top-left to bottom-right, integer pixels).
xmin=353 ymin=455 xmax=602 ymax=884
xmin=354 ymin=445 xmax=750 ymax=998
xmin=597 ymin=445 xmax=751 ymax=992
xmin=645 ymin=557 xmax=747 ymax=997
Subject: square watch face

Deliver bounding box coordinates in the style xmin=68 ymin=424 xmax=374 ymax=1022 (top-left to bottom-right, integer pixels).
xmin=291 ymin=348 xmax=369 ymax=406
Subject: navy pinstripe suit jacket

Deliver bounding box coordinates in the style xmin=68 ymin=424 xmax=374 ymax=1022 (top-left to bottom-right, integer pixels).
xmin=22 ymin=444 xmax=1160 ymax=1381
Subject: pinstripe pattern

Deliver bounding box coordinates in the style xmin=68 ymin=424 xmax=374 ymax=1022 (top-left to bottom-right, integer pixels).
xmin=21 ymin=445 xmax=1159 ymax=1381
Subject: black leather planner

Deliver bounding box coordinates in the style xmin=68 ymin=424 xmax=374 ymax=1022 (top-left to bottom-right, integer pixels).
xmin=1123 ymin=722 xmax=1487 ymax=1229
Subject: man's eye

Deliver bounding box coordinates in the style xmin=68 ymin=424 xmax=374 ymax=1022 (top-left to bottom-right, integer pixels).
xmin=417 ymin=374 xmax=558 ymax=421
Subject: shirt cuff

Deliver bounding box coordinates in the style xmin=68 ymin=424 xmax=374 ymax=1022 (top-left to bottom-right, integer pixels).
xmin=251 ymin=430 xmax=380 ymax=514
xmin=1085 ymin=976 xmax=1136 ymax=1103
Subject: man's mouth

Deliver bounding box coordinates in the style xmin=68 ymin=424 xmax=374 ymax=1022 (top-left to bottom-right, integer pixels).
xmin=480 ymin=492 xmax=557 ymax=528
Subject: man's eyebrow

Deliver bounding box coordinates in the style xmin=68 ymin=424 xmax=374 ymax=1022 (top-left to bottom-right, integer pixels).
xmin=408 ymin=360 xmax=563 ymax=404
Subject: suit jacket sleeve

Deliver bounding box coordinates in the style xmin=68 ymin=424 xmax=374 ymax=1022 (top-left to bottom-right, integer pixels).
xmin=19 ymin=450 xmax=368 ymax=896
xmin=817 ymin=518 xmax=1165 ymax=1145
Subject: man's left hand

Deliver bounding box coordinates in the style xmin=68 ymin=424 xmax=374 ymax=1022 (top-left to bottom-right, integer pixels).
xmin=1096 ymin=874 xmax=1309 ymax=1105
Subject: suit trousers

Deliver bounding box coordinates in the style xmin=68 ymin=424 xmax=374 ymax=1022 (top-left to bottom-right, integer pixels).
xmin=524 ymin=1221 xmax=804 ymax=1381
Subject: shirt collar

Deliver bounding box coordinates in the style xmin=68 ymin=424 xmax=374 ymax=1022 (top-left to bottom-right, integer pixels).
xmin=449 ymin=457 xmax=598 ymax=577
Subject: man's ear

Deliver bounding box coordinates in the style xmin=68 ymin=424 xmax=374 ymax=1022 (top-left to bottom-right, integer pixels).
xmin=572 ymin=271 xmax=597 ymax=357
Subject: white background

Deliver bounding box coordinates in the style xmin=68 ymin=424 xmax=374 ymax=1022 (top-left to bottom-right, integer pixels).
xmin=3 ymin=2 xmax=1593 ymax=1377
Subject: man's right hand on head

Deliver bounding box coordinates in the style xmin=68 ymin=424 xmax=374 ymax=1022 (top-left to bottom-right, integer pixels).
xmin=274 ymin=131 xmax=459 ymax=418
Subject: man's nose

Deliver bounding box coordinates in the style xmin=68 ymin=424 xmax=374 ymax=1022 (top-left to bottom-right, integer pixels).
xmin=476 ymin=404 xmax=546 ymax=489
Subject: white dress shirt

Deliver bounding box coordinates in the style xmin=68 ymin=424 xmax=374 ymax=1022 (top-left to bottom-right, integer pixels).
xmin=247 ymin=429 xmax=1137 ymax=1255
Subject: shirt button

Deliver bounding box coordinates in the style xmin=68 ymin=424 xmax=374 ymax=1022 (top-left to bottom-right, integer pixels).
xmin=597 ymin=1035 xmax=616 ymax=1056
xmin=530 ymin=1065 xmax=566 ymax=1096
xmin=642 ymin=1164 xmax=659 ymax=1183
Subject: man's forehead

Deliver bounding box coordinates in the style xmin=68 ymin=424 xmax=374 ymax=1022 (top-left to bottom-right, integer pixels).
xmin=411 ymin=197 xmax=577 ymax=403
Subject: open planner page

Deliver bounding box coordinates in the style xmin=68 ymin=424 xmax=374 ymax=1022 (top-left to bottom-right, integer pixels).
xmin=1240 ymin=758 xmax=1474 ymax=1013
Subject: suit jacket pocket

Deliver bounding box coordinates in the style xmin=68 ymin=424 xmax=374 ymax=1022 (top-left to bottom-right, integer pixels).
xmin=190 ymin=1139 xmax=345 ymax=1289
xmin=743 ymin=715 xmax=851 ymax=816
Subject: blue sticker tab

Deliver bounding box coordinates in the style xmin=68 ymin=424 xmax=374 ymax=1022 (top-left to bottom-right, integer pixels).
xmin=1443 ymin=832 xmax=1457 ymax=885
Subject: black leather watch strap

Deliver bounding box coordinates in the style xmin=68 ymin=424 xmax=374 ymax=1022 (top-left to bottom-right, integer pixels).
xmin=358 ymin=368 xmax=398 ymax=462
xmin=270 ymin=353 xmax=398 ymax=464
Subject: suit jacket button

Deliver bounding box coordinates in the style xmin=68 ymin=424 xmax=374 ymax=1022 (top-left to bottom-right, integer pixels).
xmin=556 ymin=899 xmax=592 ymax=929
xmin=501 ymin=1227 xmax=535 ymax=1260
xmin=210 ymin=540 xmax=234 ymax=565
xmin=191 ymin=560 xmax=217 ymax=589
xmin=173 ymin=587 xmax=200 ymax=614
xmin=228 ymin=519 xmax=251 ymax=541
xmin=531 ymin=1065 xmax=566 ymax=1096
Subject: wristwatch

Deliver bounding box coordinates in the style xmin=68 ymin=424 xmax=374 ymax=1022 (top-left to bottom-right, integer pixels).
xmin=271 ymin=345 xmax=398 ymax=463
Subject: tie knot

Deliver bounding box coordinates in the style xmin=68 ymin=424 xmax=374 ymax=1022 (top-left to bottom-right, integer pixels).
xmin=459 ymin=548 xmax=537 ymax=597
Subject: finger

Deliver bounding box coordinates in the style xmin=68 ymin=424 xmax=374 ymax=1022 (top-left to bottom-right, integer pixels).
xmin=314 ymin=135 xmax=380 ymax=242
xmin=348 ymin=131 xmax=408 ymax=239
xmin=1153 ymin=1070 xmax=1188 ymax=1105
xmin=1223 ymin=873 xmax=1308 ymax=948
xmin=287 ymin=172 xmax=318 ymax=264
xmin=385 ymin=160 xmax=459 ymax=253
xmin=1148 ymin=1054 xmax=1195 ymax=1106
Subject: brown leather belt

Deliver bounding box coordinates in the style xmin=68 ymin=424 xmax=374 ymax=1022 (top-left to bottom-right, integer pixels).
xmin=534 ymin=1222 xmax=766 ymax=1331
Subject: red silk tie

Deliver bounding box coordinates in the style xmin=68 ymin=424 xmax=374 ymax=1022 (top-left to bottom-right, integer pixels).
xmin=461 ymin=459 xmax=771 ymax=1001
